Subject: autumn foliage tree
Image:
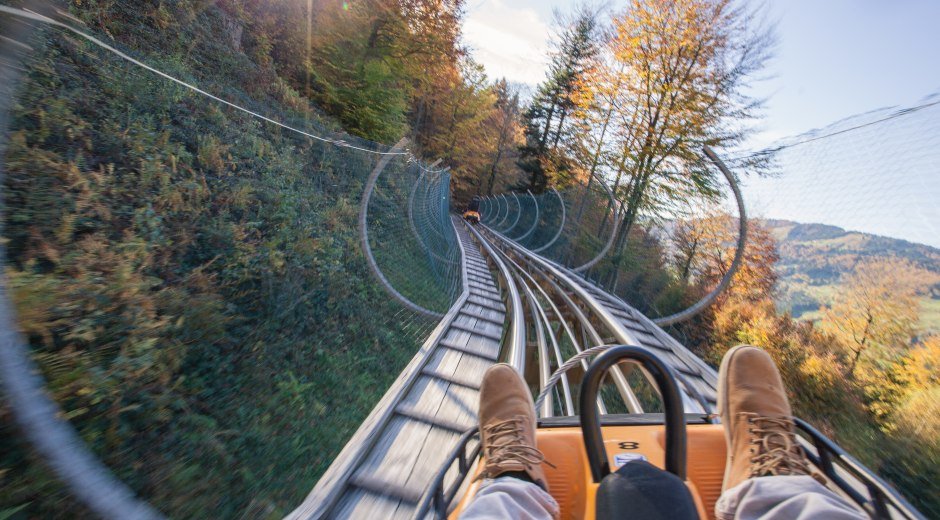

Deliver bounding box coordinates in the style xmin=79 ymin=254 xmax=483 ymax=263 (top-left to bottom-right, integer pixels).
xmin=668 ymin=213 xmax=779 ymax=346
xmin=482 ymin=80 xmax=525 ymax=195
xmin=315 ymin=0 xmax=465 ymax=141
xmin=240 ymin=0 xmax=462 ymax=141
xmin=568 ymin=0 xmax=773 ymax=290
xmin=236 ymin=0 xmax=526 ymax=203
xmin=671 ymin=211 xmax=778 ymax=303
xmin=518 ymin=8 xmax=601 ymax=192
xmin=822 ymin=258 xmax=936 ymax=376
xmin=664 ymin=215 xmax=862 ymax=423
xmin=869 ymin=336 xmax=940 ymax=427
xmin=417 ymin=61 xmax=526 ymax=202
xmin=682 ymin=232 xmax=939 ymax=514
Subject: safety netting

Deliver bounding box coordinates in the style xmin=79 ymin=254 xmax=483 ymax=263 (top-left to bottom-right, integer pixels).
xmin=481 ymin=95 xmax=940 ymax=326
xmin=733 ymin=97 xmax=940 ymax=516
xmin=480 ymin=166 xmax=736 ymax=320
xmin=479 ymin=95 xmax=940 ymax=516
xmin=0 ymin=5 xmax=460 ymax=518
xmin=481 ymin=178 xmax=619 ymax=270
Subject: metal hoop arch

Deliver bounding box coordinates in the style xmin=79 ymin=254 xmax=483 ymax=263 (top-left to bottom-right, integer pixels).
xmin=408 ymin=168 xmax=458 ymax=266
xmin=653 ymin=146 xmax=748 ymax=326
xmin=360 ymin=138 xmax=444 ymax=319
xmin=515 ymin=190 xmax=540 ymax=242
xmin=503 ymin=192 xmax=523 ymax=234
xmin=532 ymin=188 xmax=567 ymax=253
xmin=494 ymin=194 xmax=512 ymax=228
xmin=483 ymin=196 xmax=493 ymax=224
xmin=572 ymin=175 xmax=619 ymax=272
xmin=485 ymin=196 xmax=496 ymax=224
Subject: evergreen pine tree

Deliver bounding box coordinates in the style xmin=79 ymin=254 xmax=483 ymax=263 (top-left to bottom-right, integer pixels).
xmin=517 ymin=8 xmax=599 ymax=192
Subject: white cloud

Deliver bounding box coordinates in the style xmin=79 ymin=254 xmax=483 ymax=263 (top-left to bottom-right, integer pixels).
xmin=463 ymin=0 xmax=551 ymax=86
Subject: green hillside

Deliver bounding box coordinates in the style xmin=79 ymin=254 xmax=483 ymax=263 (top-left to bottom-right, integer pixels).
xmin=766 ymin=219 xmax=940 ymax=333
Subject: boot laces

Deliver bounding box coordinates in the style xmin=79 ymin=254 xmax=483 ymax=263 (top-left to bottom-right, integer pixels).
xmin=744 ymin=413 xmax=816 ymax=479
xmin=477 ymin=416 xmax=552 ymax=479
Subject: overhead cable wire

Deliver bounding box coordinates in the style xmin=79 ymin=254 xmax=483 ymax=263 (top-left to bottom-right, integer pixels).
xmin=728 ymin=96 xmax=940 ymax=162
xmin=0 ymin=5 xmax=412 ymax=157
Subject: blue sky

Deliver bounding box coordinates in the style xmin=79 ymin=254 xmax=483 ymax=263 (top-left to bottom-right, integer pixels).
xmin=464 ymin=0 xmax=940 ymax=247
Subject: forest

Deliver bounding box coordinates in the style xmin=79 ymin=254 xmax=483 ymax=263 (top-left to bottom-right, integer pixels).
xmin=0 ymin=0 xmax=937 ymax=518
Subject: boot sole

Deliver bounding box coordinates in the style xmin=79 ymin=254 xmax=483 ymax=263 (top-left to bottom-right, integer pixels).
xmin=717 ymin=344 xmax=752 ymax=492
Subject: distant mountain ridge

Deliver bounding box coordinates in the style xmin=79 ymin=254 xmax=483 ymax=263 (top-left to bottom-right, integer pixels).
xmin=763 ymin=219 xmax=940 ymax=332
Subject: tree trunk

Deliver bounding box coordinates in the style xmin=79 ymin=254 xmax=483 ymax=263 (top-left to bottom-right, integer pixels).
xmin=680 ymin=238 xmax=699 ymax=282
xmin=573 ymin=103 xmax=615 ymax=226
xmin=847 ymin=348 xmax=864 ymax=377
xmin=607 ymin=165 xmax=653 ymax=292
xmin=552 ymin=106 xmax=568 ymax=150
xmin=847 ymin=314 xmax=874 ymax=377
xmin=487 ymin=134 xmax=506 ymax=194
xmin=597 ymin=152 xmax=629 ymax=238
xmin=539 ymin=99 xmax=557 ymax=152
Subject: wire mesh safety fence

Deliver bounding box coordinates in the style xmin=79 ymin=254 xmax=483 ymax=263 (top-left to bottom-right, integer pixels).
xmin=0 ymin=5 xmax=461 ymax=518
xmin=480 ymin=150 xmax=748 ymax=325
xmin=480 ymin=103 xmax=939 ymax=332
xmin=369 ymin=160 xmax=461 ymax=316
xmin=735 ymin=94 xmax=940 ymax=251
xmin=479 ymin=96 xmax=940 ymax=516
xmin=481 ymin=178 xmax=618 ymax=270
xmin=733 ymin=97 xmax=940 ymax=517
xmin=723 ymin=95 xmax=940 ymax=343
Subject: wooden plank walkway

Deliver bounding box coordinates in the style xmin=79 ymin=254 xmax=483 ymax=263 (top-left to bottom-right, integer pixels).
xmin=288 ymin=218 xmax=506 ymax=519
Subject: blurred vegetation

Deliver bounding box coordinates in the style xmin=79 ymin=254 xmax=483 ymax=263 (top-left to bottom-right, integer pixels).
xmin=0 ymin=0 xmax=481 ymax=516
xmin=0 ymin=0 xmax=936 ymax=518
xmin=660 ymin=214 xmax=940 ymax=516
xmin=765 ymin=219 xmax=940 ymax=335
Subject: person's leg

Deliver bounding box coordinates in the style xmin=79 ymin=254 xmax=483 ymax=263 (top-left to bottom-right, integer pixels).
xmin=716 ymin=345 xmax=865 ymax=520
xmin=459 ymin=364 xmax=559 ymax=520
xmin=716 ymin=475 xmax=865 ymax=520
xmin=459 ymin=476 xmax=558 ymax=520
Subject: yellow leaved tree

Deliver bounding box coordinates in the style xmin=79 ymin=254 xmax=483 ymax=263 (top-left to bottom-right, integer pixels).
xmin=569 ymin=0 xmax=774 ymax=290
xmin=822 ymin=258 xmax=937 ymax=377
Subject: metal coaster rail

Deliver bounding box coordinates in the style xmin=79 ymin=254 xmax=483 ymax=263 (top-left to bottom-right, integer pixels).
xmin=294 ymin=212 xmax=726 ymax=518
xmin=288 ymin=217 xmax=524 ymax=519
xmin=328 ymin=213 xmax=922 ymax=520
xmin=0 ymin=11 xmax=924 ymax=517
xmin=289 ymin=147 xmax=748 ymax=518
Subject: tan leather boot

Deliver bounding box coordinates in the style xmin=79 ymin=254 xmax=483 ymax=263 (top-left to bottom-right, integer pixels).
xmin=476 ymin=363 xmax=549 ymax=490
xmin=718 ymin=345 xmax=818 ymax=492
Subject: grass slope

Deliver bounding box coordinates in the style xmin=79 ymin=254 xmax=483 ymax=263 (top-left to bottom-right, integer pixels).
xmin=0 ymin=3 xmax=442 ymax=518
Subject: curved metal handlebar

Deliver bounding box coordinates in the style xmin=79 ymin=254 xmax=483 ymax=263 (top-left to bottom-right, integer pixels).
xmin=579 ymin=346 xmax=688 ymax=482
